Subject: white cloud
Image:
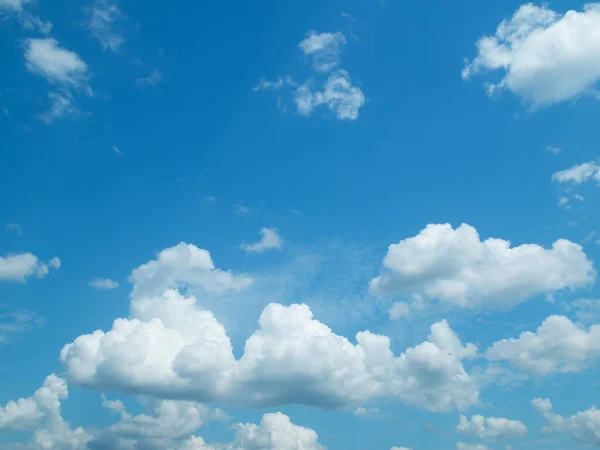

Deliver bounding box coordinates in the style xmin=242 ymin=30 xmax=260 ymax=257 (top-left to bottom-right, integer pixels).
xmin=112 ymin=145 xmax=124 ymax=156
xmin=90 ymin=278 xmax=119 ymax=290
xmin=486 ymin=315 xmax=600 ymax=375
xmin=252 ymin=77 xmax=284 ymax=91
xmin=25 ymin=39 xmax=88 ymax=87
xmin=128 ymin=242 xmax=253 ymax=298
xmin=532 ymin=397 xmax=600 ymax=447
xmin=60 ymin=242 xmax=480 ymax=412
xmin=0 ymin=374 xmax=91 ymax=449
xmin=463 ymin=4 xmax=600 ymax=108
xmin=457 ymin=414 xmax=527 ymax=440
xmin=558 ymin=196 xmax=570 ymax=209
xmin=552 ymin=161 xmax=600 ymax=184
xmin=136 ymin=70 xmax=161 ymax=87
xmin=235 ymin=203 xmax=251 ymax=215
xmin=354 ymin=406 xmax=380 ymax=416
xmin=0 ymin=0 xmax=25 ymax=11
xmin=87 ymin=0 xmax=125 ymax=52
xmin=456 ymin=444 xmax=491 ymax=450
xmin=388 ymin=301 xmax=410 ymax=320
xmin=370 ymin=223 xmax=595 ymax=310
xmin=298 ymin=31 xmax=347 ymax=72
xmin=546 ymin=146 xmax=561 ymax=155
xmin=295 ymin=69 xmax=365 ymax=120
xmin=231 ymin=412 xmax=325 ymax=450
xmin=391 ymin=448 xmax=412 ymax=450
xmin=240 ymin=227 xmax=283 ymax=254
xmin=0 ymin=253 xmax=60 ymax=282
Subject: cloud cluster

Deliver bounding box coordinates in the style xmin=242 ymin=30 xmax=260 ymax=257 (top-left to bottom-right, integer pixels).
xmin=370 ymin=223 xmax=595 ymax=310
xmin=0 ymin=252 xmax=60 ymax=282
xmin=298 ymin=31 xmax=347 ymax=72
xmin=60 ymin=242 xmax=480 ymax=413
xmin=0 ymin=374 xmax=91 ymax=449
xmin=532 ymin=397 xmax=600 ymax=447
xmin=463 ymin=4 xmax=600 ymax=108
xmin=87 ymin=0 xmax=125 ymax=52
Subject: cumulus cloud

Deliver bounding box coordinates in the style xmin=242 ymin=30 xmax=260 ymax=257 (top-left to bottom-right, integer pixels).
xmin=87 ymin=0 xmax=125 ymax=52
xmin=486 ymin=315 xmax=600 ymax=375
xmin=240 ymin=227 xmax=283 ymax=254
xmin=463 ymin=4 xmax=600 ymax=108
xmin=0 ymin=253 xmax=60 ymax=282
xmin=295 ymin=69 xmax=365 ymax=120
xmin=552 ymin=161 xmax=600 ymax=184
xmin=90 ymin=277 xmax=119 ymax=289
xmin=532 ymin=397 xmax=600 ymax=447
xmin=298 ymin=31 xmax=347 ymax=72
xmin=370 ymin=223 xmax=595 ymax=310
xmin=60 ymin=242 xmax=479 ymax=413
xmin=457 ymin=414 xmax=527 ymax=440
xmin=0 ymin=374 xmax=91 ymax=449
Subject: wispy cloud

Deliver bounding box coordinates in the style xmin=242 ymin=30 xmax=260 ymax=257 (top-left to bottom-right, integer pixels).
xmin=112 ymin=145 xmax=124 ymax=156
xmin=0 ymin=306 xmax=45 ymax=344
xmin=5 ymin=223 xmax=23 ymax=236
xmin=235 ymin=203 xmax=251 ymax=215
xmin=135 ymin=69 xmax=161 ymax=88
xmin=87 ymin=0 xmax=125 ymax=52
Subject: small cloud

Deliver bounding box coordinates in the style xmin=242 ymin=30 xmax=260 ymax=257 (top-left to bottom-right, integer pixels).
xmin=112 ymin=145 xmax=124 ymax=155
xmin=235 ymin=203 xmax=251 ymax=215
xmin=574 ymin=194 xmax=585 ymax=201
xmin=298 ymin=30 xmax=347 ymax=72
xmin=25 ymin=38 xmax=88 ymax=87
xmin=202 ymin=196 xmax=217 ymax=204
xmin=545 ymin=146 xmax=561 ymax=155
xmin=48 ymin=257 xmax=61 ymax=269
xmin=353 ymin=406 xmax=380 ymax=416
xmin=135 ymin=69 xmax=161 ymax=87
xmin=252 ymin=77 xmax=284 ymax=92
xmin=131 ymin=57 xmax=146 ymax=67
xmin=90 ymin=277 xmax=119 ymax=289
xmin=0 ymin=253 xmax=60 ymax=282
xmin=5 ymin=223 xmax=23 ymax=236
xmin=558 ymin=196 xmax=570 ymax=209
xmin=240 ymin=227 xmax=283 ymax=254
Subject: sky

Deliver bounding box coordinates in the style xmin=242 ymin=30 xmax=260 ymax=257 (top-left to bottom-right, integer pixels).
xmin=2 ymin=0 xmax=600 ymax=449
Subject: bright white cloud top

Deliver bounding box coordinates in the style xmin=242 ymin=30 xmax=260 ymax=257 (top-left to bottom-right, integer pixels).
xmin=240 ymin=227 xmax=283 ymax=254
xmin=457 ymin=414 xmax=527 ymax=440
xmin=370 ymin=223 xmax=595 ymax=309
xmin=463 ymin=3 xmax=600 ymax=108
xmin=552 ymin=161 xmax=600 ymax=184
xmin=298 ymin=30 xmax=347 ymax=72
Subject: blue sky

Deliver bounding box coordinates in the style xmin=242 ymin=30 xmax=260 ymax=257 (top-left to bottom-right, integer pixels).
xmin=2 ymin=0 xmax=600 ymax=449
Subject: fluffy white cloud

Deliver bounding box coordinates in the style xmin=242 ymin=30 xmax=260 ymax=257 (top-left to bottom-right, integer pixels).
xmin=298 ymin=31 xmax=346 ymax=72
xmin=25 ymin=39 xmax=88 ymax=87
xmin=463 ymin=4 xmax=600 ymax=107
xmin=240 ymin=227 xmax=283 ymax=254
xmin=0 ymin=253 xmax=60 ymax=282
xmin=486 ymin=315 xmax=600 ymax=375
xmin=90 ymin=277 xmax=119 ymax=290
xmin=552 ymin=161 xmax=600 ymax=184
xmin=457 ymin=414 xmax=527 ymax=440
xmin=532 ymin=397 xmax=600 ymax=446
xmin=0 ymin=374 xmax=91 ymax=449
xmin=370 ymin=223 xmax=595 ymax=310
xmin=87 ymin=0 xmax=124 ymax=52
xmin=231 ymin=412 xmax=325 ymax=450
xmin=295 ymin=70 xmax=365 ymax=120
xmin=456 ymin=444 xmax=491 ymax=450
xmin=60 ymin=242 xmax=479 ymax=412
